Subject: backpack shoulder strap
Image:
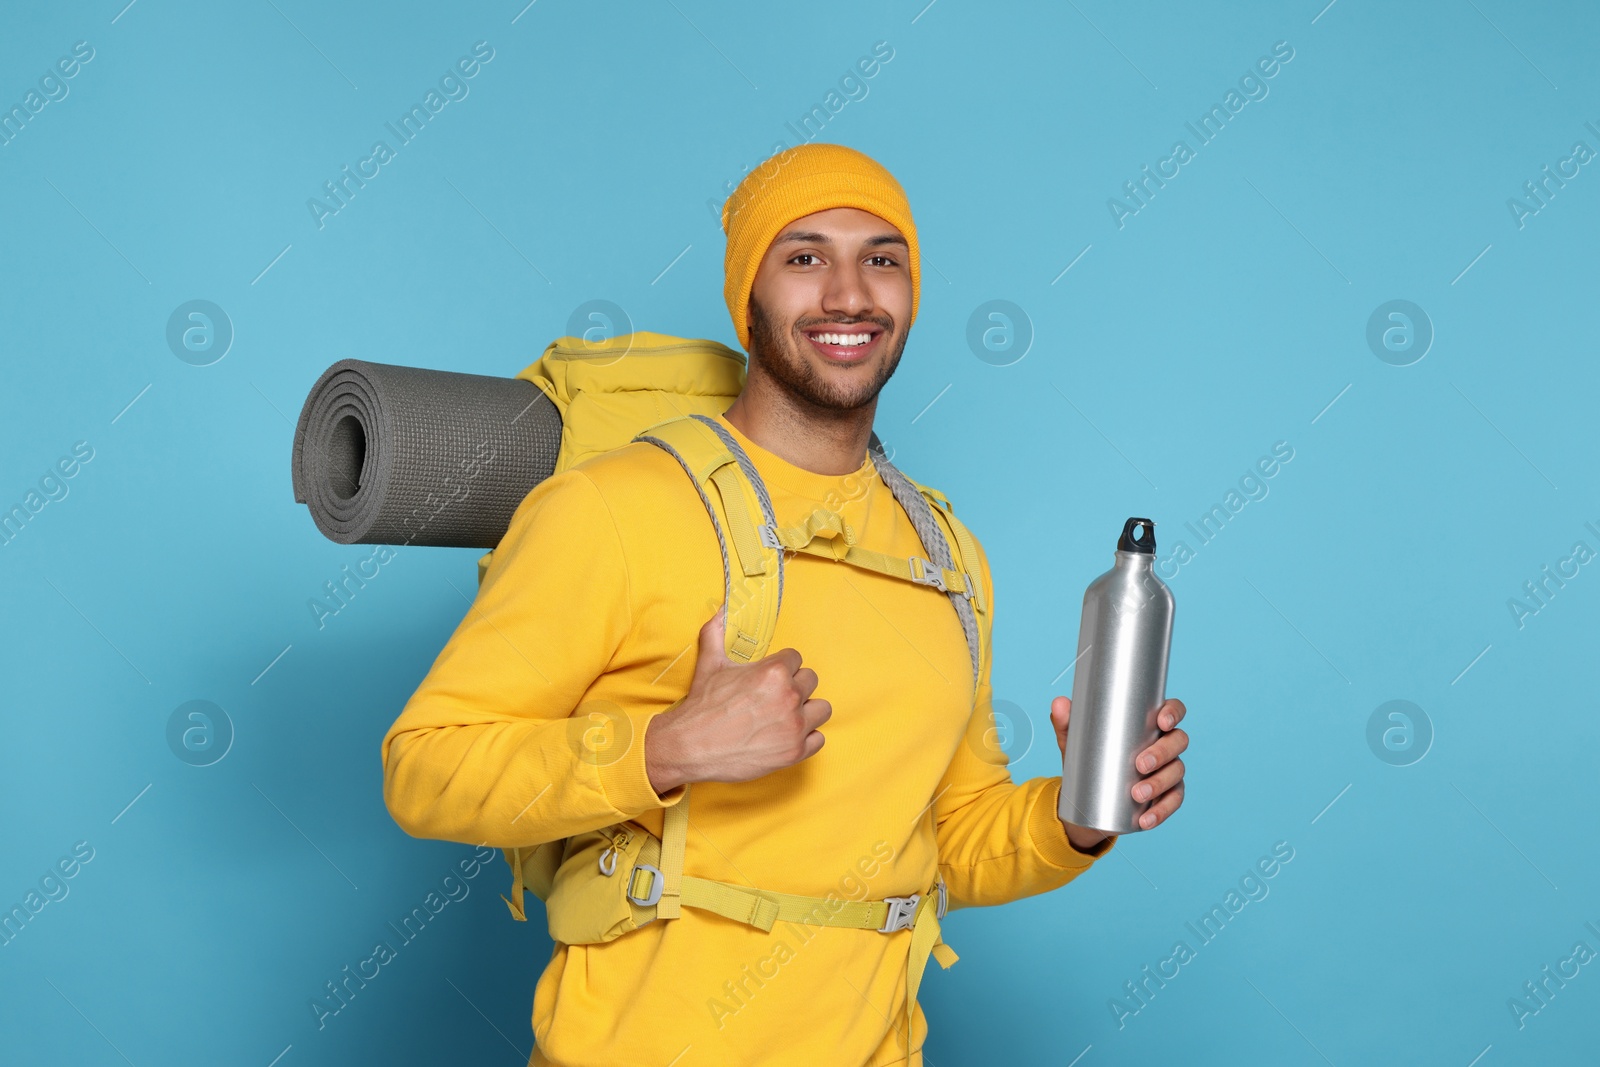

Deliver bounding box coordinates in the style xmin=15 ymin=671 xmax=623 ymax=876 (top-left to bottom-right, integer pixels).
xmin=867 ymin=447 xmax=986 ymax=690
xmin=909 ymin=482 xmax=987 ymax=612
xmin=917 ymin=482 xmax=992 ymax=686
xmin=634 ymin=413 xmax=785 ymax=664
xmin=631 ymin=411 xmax=785 ymax=919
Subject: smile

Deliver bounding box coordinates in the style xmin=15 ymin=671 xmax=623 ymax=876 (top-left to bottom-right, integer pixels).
xmin=802 ymin=327 xmax=881 ymax=363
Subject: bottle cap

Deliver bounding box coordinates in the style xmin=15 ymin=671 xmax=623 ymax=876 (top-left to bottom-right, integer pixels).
xmin=1118 ymin=517 xmax=1156 ymax=554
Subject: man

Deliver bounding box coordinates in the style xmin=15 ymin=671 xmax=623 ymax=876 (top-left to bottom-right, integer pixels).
xmin=381 ymin=142 xmax=1189 ymax=1066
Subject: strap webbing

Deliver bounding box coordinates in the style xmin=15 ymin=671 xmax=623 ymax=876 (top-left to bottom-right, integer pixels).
xmin=900 ymin=892 xmax=958 ymax=1050
xmin=926 ymin=495 xmax=988 ymax=616
xmin=709 ymin=465 xmax=768 ymax=578
xmin=676 ymin=876 xmax=902 ymax=932
xmin=691 ymin=414 xmax=786 ymax=607
xmin=779 ymin=537 xmax=975 ymax=597
xmin=501 ymin=846 xmax=527 ymax=921
xmin=656 ymin=789 xmax=691 ymax=919
xmin=634 ymin=419 xmax=779 ymax=663
xmin=771 ymin=508 xmax=851 ymax=552
xmin=867 ymin=446 xmax=982 ymax=688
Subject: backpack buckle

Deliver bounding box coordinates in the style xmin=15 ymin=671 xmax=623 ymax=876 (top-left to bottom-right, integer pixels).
xmin=627 ymin=863 xmax=664 ymax=907
xmin=879 ymin=894 xmax=921 ymax=933
xmin=934 ymin=879 xmax=948 ymax=919
xmin=909 ymin=558 xmax=946 ymax=592
xmin=911 ymin=558 xmax=974 ymax=600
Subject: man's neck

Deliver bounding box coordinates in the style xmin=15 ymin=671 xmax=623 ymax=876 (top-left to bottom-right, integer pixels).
xmin=720 ymin=371 xmax=876 ymax=476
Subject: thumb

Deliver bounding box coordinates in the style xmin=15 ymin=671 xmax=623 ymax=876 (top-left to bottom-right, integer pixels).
xmin=1051 ymin=696 xmax=1071 ymax=755
xmin=693 ymin=605 xmax=732 ymax=678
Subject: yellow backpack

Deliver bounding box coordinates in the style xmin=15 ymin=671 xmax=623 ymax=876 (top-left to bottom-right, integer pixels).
xmin=478 ymin=330 xmax=990 ymax=1027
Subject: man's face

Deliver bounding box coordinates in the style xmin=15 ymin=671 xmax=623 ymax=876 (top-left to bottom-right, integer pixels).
xmin=746 ymin=206 xmax=913 ymax=412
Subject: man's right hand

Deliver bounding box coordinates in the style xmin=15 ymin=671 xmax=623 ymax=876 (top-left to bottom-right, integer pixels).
xmin=643 ymin=606 xmax=831 ymax=794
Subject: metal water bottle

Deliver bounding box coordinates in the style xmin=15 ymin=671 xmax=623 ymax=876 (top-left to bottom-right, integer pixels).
xmin=1058 ymin=517 xmax=1175 ymax=834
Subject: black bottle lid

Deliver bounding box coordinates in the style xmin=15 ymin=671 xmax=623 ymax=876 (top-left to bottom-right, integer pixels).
xmin=1118 ymin=517 xmax=1156 ymax=554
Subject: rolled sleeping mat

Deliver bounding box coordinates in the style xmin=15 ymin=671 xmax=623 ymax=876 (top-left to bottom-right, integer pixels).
xmin=291 ymin=359 xmax=562 ymax=548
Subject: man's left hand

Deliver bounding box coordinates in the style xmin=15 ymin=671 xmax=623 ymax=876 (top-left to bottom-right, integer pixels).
xmin=1049 ymin=696 xmax=1188 ymax=851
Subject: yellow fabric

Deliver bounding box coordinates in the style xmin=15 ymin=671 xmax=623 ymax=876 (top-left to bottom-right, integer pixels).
xmin=720 ymin=142 xmax=921 ymax=351
xmin=381 ymin=411 xmax=1115 ymax=1067
xmin=479 ymin=332 xmax=748 ymax=586
xmin=515 ymin=331 xmax=748 ymax=474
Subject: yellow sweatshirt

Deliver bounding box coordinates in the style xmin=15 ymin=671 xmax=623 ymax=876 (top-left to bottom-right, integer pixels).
xmin=381 ymin=411 xmax=1115 ymax=1066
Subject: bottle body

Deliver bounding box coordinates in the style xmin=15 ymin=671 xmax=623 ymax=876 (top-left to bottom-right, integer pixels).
xmin=1059 ymin=520 xmax=1175 ymax=835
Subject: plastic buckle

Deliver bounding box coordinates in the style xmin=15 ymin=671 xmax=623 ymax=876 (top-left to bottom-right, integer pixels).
xmin=909 ymin=558 xmax=946 ymax=592
xmin=934 ymin=880 xmax=948 ymax=919
xmin=879 ymin=894 xmax=921 ymax=933
xmin=599 ymin=847 xmax=618 ymax=877
xmin=627 ymin=863 xmax=664 ymax=907
xmin=759 ymin=524 xmax=782 ymax=550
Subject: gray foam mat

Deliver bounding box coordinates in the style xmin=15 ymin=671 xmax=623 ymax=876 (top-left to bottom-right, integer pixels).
xmin=292 ymin=359 xmax=562 ymax=548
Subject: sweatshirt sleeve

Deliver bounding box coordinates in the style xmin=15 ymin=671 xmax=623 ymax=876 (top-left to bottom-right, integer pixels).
xmin=932 ymin=530 xmax=1116 ymax=910
xmin=380 ymin=466 xmax=686 ymax=849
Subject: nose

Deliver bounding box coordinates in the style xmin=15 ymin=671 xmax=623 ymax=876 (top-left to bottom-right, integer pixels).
xmin=819 ymin=255 xmax=874 ymax=321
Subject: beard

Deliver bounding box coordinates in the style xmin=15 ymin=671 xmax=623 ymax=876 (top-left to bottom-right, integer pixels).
xmin=747 ymin=297 xmax=907 ymax=412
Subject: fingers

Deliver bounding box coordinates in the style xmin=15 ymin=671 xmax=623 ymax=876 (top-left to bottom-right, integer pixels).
xmin=1139 ymin=701 xmax=1188 ymax=829
xmin=1138 ymin=778 xmax=1184 ymax=829
xmin=801 ymin=697 xmax=832 ymax=732
xmin=800 ymin=726 xmax=827 ymax=760
xmin=1136 ymin=727 xmax=1189 ymax=774
xmin=794 ymin=699 xmax=831 ymax=763
xmin=766 ymin=646 xmax=803 ymax=677
xmin=792 ymin=665 xmax=819 ymax=700
xmin=1132 ymin=757 xmax=1184 ymax=803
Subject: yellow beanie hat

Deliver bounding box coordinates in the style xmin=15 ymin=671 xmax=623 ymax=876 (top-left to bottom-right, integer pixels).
xmin=721 ymin=142 xmax=919 ymax=352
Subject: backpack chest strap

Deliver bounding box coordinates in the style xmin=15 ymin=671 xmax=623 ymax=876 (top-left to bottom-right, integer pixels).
xmin=771 ymin=515 xmax=979 ymax=601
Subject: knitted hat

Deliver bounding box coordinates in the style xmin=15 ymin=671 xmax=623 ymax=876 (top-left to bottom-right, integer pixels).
xmin=720 ymin=143 xmax=919 ymax=351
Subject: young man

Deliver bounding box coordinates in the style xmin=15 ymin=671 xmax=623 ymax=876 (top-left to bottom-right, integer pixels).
xmin=381 ymin=143 xmax=1189 ymax=1066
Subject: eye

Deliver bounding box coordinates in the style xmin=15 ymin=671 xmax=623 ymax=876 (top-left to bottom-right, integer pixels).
xmin=789 ymin=253 xmax=820 ymax=266
xmin=867 ymin=254 xmax=898 ymax=267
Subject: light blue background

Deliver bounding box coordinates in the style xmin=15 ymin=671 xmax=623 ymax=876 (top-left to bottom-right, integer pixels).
xmin=2 ymin=1 xmax=1595 ymax=1064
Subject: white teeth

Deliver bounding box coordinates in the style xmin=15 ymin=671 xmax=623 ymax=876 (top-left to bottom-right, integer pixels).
xmin=813 ymin=332 xmax=870 ymax=347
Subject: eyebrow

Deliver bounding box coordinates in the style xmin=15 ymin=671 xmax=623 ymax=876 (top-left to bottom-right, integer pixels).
xmin=775 ymin=229 xmax=908 ymax=249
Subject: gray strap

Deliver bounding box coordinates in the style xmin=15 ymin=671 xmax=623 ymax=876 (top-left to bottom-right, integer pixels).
xmin=634 ymin=431 xmax=737 ymax=621
xmin=688 ymin=414 xmax=786 ymax=613
xmin=869 ymin=444 xmax=982 ymax=688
